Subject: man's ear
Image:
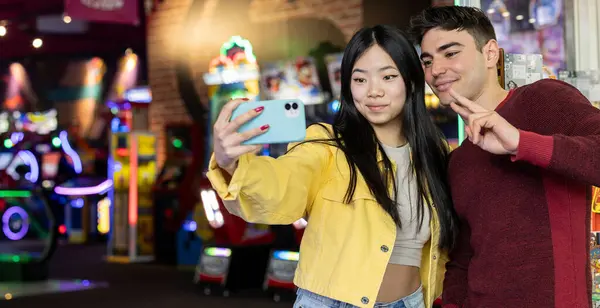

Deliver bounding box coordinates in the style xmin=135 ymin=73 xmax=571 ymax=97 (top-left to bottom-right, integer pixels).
xmin=482 ymin=39 xmax=500 ymax=69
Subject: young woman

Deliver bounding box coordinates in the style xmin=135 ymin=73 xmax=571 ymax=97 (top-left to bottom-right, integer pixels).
xmin=207 ymin=25 xmax=458 ymax=308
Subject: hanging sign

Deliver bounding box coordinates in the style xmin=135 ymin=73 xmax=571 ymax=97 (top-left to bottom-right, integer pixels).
xmin=64 ymin=0 xmax=139 ymax=25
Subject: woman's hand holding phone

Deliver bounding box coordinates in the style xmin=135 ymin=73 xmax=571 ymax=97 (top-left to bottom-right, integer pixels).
xmin=213 ymin=98 xmax=269 ymax=175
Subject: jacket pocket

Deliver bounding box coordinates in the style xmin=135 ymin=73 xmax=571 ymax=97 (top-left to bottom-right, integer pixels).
xmin=320 ymin=176 xmax=376 ymax=203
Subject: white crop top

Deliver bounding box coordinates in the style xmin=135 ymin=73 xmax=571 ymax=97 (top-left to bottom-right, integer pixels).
xmin=380 ymin=143 xmax=431 ymax=268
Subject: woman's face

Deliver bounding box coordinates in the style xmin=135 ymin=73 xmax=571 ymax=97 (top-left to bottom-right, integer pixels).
xmin=350 ymin=44 xmax=407 ymax=128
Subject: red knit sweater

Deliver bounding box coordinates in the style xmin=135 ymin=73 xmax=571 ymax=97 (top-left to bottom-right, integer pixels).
xmin=443 ymin=79 xmax=599 ymax=308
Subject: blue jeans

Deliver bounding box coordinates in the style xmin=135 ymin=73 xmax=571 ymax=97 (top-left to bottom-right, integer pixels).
xmin=293 ymin=285 xmax=425 ymax=308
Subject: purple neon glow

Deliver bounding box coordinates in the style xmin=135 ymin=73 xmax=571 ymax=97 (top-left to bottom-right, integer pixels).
xmin=2 ymin=206 xmax=29 ymax=240
xmin=10 ymin=132 xmax=24 ymax=145
xmin=54 ymin=179 xmax=113 ymax=196
xmin=59 ymin=131 xmax=82 ymax=174
xmin=21 ymin=150 xmax=39 ymax=182
xmin=8 ymin=150 xmax=39 ymax=183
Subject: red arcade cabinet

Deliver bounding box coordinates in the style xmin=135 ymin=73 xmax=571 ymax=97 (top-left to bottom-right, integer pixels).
xmin=153 ymin=124 xmax=202 ymax=265
xmin=261 ymin=217 xmax=306 ymax=301
xmin=194 ymin=176 xmax=275 ymax=296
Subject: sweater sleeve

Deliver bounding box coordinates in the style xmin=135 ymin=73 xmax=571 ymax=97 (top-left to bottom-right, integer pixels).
xmin=442 ymin=218 xmax=473 ymax=308
xmin=511 ymin=79 xmax=600 ymax=186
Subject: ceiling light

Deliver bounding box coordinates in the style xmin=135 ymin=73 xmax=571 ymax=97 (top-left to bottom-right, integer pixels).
xmin=32 ymin=38 xmax=43 ymax=48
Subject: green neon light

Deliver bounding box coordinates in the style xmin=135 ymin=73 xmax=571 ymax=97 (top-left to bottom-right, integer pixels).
xmin=0 ymin=190 xmax=32 ymax=198
xmin=219 ymin=36 xmax=257 ymax=63
xmin=204 ymin=247 xmax=232 ymax=257
xmin=0 ymin=253 xmax=33 ymax=263
xmin=458 ymin=117 xmax=466 ymax=145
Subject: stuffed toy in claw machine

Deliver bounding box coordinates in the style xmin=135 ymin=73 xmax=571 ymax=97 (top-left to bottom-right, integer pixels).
xmin=591 ymin=189 xmax=600 ymax=307
xmin=591 ymin=232 xmax=600 ymax=307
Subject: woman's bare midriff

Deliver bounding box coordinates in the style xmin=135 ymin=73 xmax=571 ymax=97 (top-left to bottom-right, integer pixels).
xmin=376 ymin=264 xmax=421 ymax=303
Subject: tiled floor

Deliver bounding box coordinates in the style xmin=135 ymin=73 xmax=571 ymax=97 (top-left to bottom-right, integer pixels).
xmin=0 ymin=243 xmax=291 ymax=307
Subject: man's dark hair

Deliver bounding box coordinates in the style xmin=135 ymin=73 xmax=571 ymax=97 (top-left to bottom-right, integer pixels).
xmin=409 ymin=6 xmax=497 ymax=51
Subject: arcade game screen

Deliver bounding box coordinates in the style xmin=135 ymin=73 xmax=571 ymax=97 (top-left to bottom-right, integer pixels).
xmin=41 ymin=152 xmax=60 ymax=179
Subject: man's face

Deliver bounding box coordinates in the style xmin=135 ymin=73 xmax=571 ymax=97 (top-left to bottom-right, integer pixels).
xmin=420 ymin=28 xmax=491 ymax=106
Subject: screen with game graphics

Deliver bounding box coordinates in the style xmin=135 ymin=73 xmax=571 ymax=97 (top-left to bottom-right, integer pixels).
xmin=41 ymin=153 xmax=60 ymax=179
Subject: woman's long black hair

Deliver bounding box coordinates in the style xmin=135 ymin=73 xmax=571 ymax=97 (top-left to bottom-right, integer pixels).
xmin=295 ymin=25 xmax=458 ymax=250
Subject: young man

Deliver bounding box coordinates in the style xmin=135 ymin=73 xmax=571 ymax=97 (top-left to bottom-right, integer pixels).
xmin=409 ymin=6 xmax=600 ymax=308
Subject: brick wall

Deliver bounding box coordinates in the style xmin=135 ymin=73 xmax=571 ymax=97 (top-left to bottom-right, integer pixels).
xmin=432 ymin=0 xmax=454 ymax=6
xmin=147 ymin=0 xmax=363 ymax=167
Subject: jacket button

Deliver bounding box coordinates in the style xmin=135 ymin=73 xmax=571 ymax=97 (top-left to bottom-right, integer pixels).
xmin=361 ymin=297 xmax=369 ymax=304
xmin=380 ymin=245 xmax=389 ymax=253
xmin=433 ymin=255 xmax=437 ymax=260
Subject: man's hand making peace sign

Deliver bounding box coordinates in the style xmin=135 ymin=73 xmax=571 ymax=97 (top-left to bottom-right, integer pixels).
xmin=448 ymin=89 xmax=520 ymax=155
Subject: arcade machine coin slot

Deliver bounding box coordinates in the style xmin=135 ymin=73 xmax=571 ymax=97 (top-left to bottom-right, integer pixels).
xmin=195 ymin=36 xmax=275 ymax=297
xmin=153 ymin=124 xmax=202 ymax=265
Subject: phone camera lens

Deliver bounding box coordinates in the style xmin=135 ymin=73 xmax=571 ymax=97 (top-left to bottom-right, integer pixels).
xmin=285 ymin=103 xmax=291 ymax=110
xmin=292 ymin=103 xmax=298 ymax=109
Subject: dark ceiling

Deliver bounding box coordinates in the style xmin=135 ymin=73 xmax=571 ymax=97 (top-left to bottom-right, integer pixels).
xmin=0 ymin=0 xmax=148 ymax=60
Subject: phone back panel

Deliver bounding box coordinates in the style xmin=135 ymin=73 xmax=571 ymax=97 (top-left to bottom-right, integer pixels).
xmin=231 ymin=99 xmax=306 ymax=145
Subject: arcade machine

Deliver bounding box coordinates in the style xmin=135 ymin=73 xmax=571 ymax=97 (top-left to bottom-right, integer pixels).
xmin=195 ymin=36 xmax=275 ymax=296
xmin=153 ymin=123 xmax=202 ymax=265
xmin=260 ymin=56 xmax=329 ymax=157
xmin=0 ymin=153 xmax=58 ymax=282
xmin=53 ymin=123 xmax=112 ymax=244
xmin=176 ymin=198 xmax=213 ymax=269
xmin=202 ymin=35 xmax=261 ymax=166
xmin=591 ymin=195 xmax=600 ymax=306
xmin=53 ymin=175 xmax=112 ymax=244
xmin=106 ymin=86 xmax=157 ymax=263
xmin=0 ymin=109 xmax=80 ymax=237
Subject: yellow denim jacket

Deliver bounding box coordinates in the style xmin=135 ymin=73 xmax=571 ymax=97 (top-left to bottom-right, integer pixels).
xmin=207 ymin=123 xmax=449 ymax=308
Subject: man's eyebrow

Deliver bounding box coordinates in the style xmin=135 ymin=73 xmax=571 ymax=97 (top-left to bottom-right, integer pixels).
xmin=420 ymin=42 xmax=464 ymax=60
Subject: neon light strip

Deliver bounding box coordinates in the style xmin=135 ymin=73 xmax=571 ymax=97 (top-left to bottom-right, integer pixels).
xmin=458 ymin=118 xmax=465 ymax=145
xmin=59 ymin=131 xmax=83 ymax=174
xmin=453 ymin=0 xmax=466 ymax=145
xmin=0 ymin=190 xmax=31 ymax=198
xmin=219 ymin=36 xmax=256 ymax=63
xmin=54 ymin=179 xmax=113 ymax=196
xmin=107 ymin=156 xmax=115 ymax=239
xmin=128 ymin=137 xmax=138 ymax=225
xmin=204 ymin=247 xmax=232 ymax=257
xmin=273 ymin=250 xmax=300 ymax=261
xmin=10 ymin=132 xmax=23 ymax=145
xmin=2 ymin=206 xmax=29 ymax=240
xmin=97 ymin=197 xmax=111 ymax=234
xmin=19 ymin=150 xmax=39 ymax=183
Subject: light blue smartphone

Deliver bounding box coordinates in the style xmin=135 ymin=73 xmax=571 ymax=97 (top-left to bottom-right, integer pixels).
xmin=230 ymin=99 xmax=306 ymax=145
